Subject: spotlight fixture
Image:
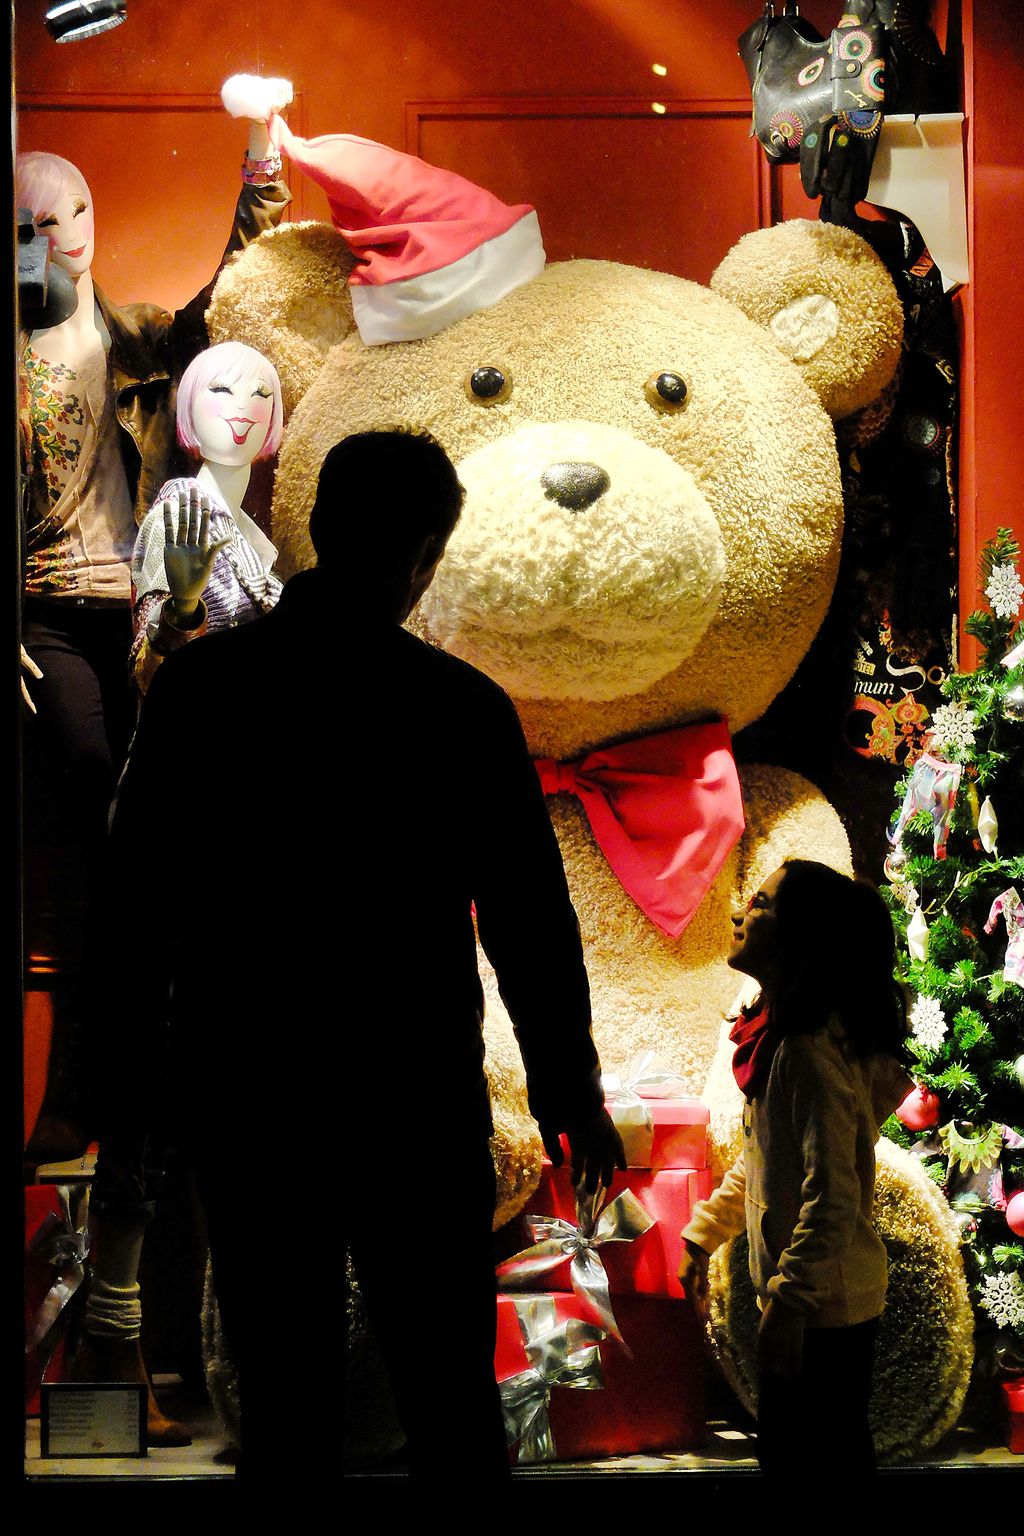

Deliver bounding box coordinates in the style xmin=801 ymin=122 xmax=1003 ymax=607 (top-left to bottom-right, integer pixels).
xmin=45 ymin=1 xmax=127 ymax=43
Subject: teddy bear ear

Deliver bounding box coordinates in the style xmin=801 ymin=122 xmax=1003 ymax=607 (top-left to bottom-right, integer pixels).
xmin=206 ymin=222 xmax=357 ymax=417
xmin=710 ymin=219 xmax=903 ymax=420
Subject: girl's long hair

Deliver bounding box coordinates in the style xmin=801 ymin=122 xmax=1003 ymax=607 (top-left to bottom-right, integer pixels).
xmin=768 ymin=859 xmax=910 ymax=1063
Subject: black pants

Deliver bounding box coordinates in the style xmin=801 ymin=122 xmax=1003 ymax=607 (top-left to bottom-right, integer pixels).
xmin=345 ymin=1134 xmax=510 ymax=1481
xmin=196 ymin=1124 xmax=510 ymax=1485
xmin=91 ymin=1133 xmax=166 ymax=1229
xmin=22 ymin=598 xmax=137 ymax=836
xmin=22 ymin=598 xmax=137 ymax=1124
xmin=756 ymin=1315 xmax=879 ymax=1476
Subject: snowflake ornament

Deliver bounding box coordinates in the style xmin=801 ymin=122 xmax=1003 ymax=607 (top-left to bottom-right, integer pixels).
xmin=910 ymin=994 xmax=948 ymax=1054
xmin=986 ymin=562 xmax=1023 ymax=620
xmin=928 ymin=701 xmax=977 ymax=759
xmin=892 ymin=880 xmax=920 ymax=915
xmin=979 ymin=1270 xmax=1024 ymax=1331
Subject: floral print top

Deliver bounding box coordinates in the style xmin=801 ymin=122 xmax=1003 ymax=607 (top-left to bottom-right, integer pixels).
xmin=21 ymin=341 xmax=136 ymax=601
xmin=23 ymin=348 xmax=89 ymax=508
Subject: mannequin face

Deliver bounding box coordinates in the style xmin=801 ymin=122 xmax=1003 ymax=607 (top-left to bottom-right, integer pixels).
xmin=192 ymin=371 xmax=275 ymax=467
xmin=33 ymin=181 xmax=95 ymax=280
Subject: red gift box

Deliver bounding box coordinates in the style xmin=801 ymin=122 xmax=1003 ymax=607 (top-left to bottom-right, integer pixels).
xmin=496 ymin=1291 xmax=705 ymax=1459
xmin=521 ymin=1161 xmax=715 ymax=1302
xmin=645 ymin=1098 xmax=709 ymax=1170
xmin=607 ymin=1095 xmax=709 ymax=1171
xmin=1002 ymin=1378 xmax=1024 ymax=1454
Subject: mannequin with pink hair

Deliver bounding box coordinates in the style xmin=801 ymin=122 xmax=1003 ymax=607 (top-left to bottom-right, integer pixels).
xmin=76 ymin=341 xmax=285 ymax=1446
xmin=18 ymin=77 xmax=292 ymax=1446
xmin=129 ymin=340 xmax=285 ymax=693
xmin=19 ymin=79 xmax=291 ymax=1158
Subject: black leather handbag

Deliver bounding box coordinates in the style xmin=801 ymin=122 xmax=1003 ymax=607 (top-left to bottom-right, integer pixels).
xmin=738 ymin=1 xmax=954 ymax=222
xmin=739 ymin=0 xmax=887 ymax=214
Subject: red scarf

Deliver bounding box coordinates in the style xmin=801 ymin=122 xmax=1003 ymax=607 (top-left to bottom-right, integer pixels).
xmin=730 ymin=1003 xmax=779 ymax=1101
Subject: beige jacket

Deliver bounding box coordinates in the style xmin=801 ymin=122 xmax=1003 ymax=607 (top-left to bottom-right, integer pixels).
xmin=684 ymin=1020 xmax=912 ymax=1327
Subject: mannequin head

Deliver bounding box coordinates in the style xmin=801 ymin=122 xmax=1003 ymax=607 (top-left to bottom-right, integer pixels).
xmin=16 ymin=152 xmax=95 ymax=281
xmin=176 ymin=342 xmax=284 ymax=468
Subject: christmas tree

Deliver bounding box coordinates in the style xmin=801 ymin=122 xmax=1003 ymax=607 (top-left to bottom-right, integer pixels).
xmin=882 ymin=528 xmax=1024 ymax=1387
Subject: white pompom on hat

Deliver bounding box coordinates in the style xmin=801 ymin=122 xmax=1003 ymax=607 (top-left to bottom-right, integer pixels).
xmin=268 ymin=115 xmax=545 ymax=346
xmin=221 ymin=75 xmax=294 ymax=121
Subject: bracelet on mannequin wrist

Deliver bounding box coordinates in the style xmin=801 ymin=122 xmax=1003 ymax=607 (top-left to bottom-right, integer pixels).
xmin=242 ymin=145 xmax=283 ymax=186
xmin=162 ymin=596 xmax=207 ymax=635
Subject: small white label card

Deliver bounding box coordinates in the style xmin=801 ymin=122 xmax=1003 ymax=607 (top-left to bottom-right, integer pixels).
xmin=40 ymin=1383 xmax=147 ymax=1457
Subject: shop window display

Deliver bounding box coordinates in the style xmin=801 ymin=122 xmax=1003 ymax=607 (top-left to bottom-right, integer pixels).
xmin=16 ymin=0 xmax=1022 ymax=1488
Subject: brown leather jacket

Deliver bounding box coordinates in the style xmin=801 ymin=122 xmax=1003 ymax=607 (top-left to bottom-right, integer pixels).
xmin=96 ymin=177 xmax=292 ymax=523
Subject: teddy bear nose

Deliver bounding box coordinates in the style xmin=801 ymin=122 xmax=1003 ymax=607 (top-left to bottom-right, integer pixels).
xmin=541 ymin=461 xmax=611 ymax=512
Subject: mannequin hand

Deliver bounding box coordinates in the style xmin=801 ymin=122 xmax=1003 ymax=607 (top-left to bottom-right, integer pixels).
xmin=541 ymin=1108 xmax=626 ymax=1194
xmin=757 ymin=1296 xmax=805 ymax=1379
xmin=20 ymin=644 xmax=43 ymax=714
xmin=678 ymin=1240 xmax=711 ymax=1319
xmin=162 ymin=485 xmax=230 ymax=624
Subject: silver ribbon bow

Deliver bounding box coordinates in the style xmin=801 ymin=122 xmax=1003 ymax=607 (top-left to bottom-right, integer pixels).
xmin=496 ymin=1184 xmax=654 ymax=1342
xmin=602 ymin=1049 xmax=691 ymax=1104
xmin=499 ymin=1295 xmax=605 ymax=1464
xmin=26 ymin=1182 xmax=91 ymax=1356
xmin=602 ymin=1052 xmax=693 ymax=1166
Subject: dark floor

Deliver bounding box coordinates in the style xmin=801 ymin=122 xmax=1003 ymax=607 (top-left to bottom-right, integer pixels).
xmin=24 ymin=1377 xmax=1021 ymax=1483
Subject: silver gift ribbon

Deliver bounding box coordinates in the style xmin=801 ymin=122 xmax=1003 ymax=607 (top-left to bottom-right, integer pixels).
xmin=602 ymin=1049 xmax=692 ymax=1104
xmin=496 ymin=1184 xmax=655 ymax=1343
xmin=603 ymin=1052 xmax=695 ymax=1165
xmin=499 ymin=1295 xmax=605 ymax=1464
xmin=26 ymin=1182 xmax=91 ymax=1355
xmin=602 ymin=1087 xmax=655 ymax=1166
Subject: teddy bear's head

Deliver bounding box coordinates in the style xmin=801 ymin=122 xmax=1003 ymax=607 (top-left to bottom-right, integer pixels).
xmin=209 ymin=218 xmax=901 ymax=757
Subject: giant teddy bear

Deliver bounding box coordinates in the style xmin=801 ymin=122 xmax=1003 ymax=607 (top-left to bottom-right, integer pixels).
xmin=203 ymin=143 xmax=973 ymax=1458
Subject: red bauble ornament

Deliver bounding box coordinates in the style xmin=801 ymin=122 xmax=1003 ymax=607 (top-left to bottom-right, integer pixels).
xmin=1006 ymin=1191 xmax=1024 ymax=1238
xmin=896 ymin=1084 xmax=942 ymax=1131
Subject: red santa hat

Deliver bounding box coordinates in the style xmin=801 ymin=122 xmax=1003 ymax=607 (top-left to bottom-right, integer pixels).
xmin=269 ymin=116 xmax=545 ymax=346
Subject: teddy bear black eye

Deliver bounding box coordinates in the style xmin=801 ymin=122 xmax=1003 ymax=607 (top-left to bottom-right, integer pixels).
xmin=644 ymin=371 xmax=689 ymax=412
xmin=465 ymin=366 xmax=512 ymax=406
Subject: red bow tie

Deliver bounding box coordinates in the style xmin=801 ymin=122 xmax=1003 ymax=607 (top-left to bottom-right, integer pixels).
xmin=534 ymin=719 xmax=744 ymax=938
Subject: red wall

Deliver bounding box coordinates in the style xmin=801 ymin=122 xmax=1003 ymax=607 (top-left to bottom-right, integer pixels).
xmin=14 ymin=0 xmax=1021 ymax=650
xmin=961 ymin=0 xmax=1024 ymax=658
xmin=14 ymin=0 xmax=773 ymax=302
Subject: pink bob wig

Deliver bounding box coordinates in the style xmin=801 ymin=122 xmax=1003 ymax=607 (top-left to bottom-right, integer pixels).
xmin=175 ymin=341 xmax=284 ymax=460
xmin=16 ymin=151 xmax=92 ymax=220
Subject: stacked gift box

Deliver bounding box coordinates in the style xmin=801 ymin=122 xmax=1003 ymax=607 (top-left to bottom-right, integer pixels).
xmin=1002 ymin=1378 xmax=1024 ymax=1455
xmin=495 ymin=1053 xmax=713 ymax=1463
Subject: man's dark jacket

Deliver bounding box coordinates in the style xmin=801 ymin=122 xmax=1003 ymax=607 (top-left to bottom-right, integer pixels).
xmin=102 ymin=567 xmax=603 ymax=1153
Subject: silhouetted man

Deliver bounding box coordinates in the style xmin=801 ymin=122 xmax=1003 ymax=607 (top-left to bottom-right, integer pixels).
xmin=104 ymin=430 xmax=623 ymax=1481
